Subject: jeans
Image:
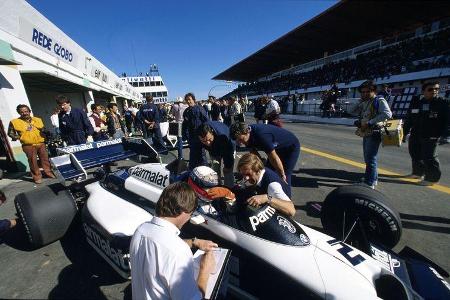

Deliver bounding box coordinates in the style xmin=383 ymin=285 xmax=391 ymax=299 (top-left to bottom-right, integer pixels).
xmin=363 ymin=133 xmax=381 ymax=186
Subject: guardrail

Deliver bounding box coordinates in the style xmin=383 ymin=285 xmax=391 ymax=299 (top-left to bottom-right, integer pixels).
xmin=247 ymin=101 xmax=355 ymax=118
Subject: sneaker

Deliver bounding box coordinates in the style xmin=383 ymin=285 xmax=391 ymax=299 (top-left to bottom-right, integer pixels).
xmin=34 ymin=179 xmax=43 ymax=184
xmin=417 ymin=180 xmax=437 ymax=186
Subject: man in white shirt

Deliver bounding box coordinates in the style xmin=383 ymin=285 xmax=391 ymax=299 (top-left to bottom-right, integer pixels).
xmin=130 ymin=182 xmax=217 ymax=300
xmin=263 ymin=96 xmax=282 ymax=127
xmin=228 ymin=96 xmax=242 ymax=125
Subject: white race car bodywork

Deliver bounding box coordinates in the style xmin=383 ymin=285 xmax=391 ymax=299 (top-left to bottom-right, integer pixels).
xmin=82 ymin=162 xmax=408 ymax=299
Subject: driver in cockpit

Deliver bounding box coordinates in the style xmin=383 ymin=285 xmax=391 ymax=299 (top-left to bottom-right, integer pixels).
xmin=237 ymin=153 xmax=295 ymax=217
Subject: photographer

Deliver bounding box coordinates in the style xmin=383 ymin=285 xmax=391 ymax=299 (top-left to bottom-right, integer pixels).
xmin=351 ymin=80 xmax=392 ymax=189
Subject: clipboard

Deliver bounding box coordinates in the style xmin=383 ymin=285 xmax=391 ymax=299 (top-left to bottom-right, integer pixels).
xmin=193 ymin=248 xmax=231 ymax=299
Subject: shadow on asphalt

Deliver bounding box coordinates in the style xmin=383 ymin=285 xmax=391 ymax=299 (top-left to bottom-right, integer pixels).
xmin=400 ymin=213 xmax=450 ymax=234
xmin=292 ymin=168 xmax=361 ymax=188
xmin=401 ymin=221 xmax=450 ymax=235
xmin=48 ymin=217 xmax=128 ymax=300
xmin=295 ymin=201 xmax=322 ymax=218
xmin=400 ymin=213 xmax=450 ymax=225
xmin=1 ymin=222 xmax=33 ymax=251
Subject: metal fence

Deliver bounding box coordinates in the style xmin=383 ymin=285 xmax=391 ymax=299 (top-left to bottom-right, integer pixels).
xmin=247 ymin=100 xmax=356 ymax=118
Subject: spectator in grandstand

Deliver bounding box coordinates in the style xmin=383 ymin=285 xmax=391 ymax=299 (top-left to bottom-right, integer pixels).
xmin=229 ymin=28 xmax=450 ymax=97
xmin=139 ymin=96 xmax=164 ymax=145
xmin=263 ymin=96 xmax=282 ymax=127
xmin=106 ymin=103 xmax=127 ymax=139
xmin=89 ymin=104 xmax=108 ymax=141
xmin=237 ymin=153 xmax=295 ymax=217
xmin=130 ymin=182 xmax=217 ymax=300
xmin=183 ymin=93 xmax=209 ymax=169
xmin=403 ymin=81 xmax=449 ymax=186
xmin=230 ymin=122 xmax=300 ymax=189
xmin=196 ymin=122 xmax=235 ymax=187
xmin=8 ymin=104 xmax=56 ymax=184
xmin=56 ymin=95 xmax=94 ymax=145
xmin=351 ymin=80 xmax=392 ymax=189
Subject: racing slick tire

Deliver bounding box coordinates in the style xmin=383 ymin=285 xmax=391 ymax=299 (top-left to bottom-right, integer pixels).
xmin=14 ymin=184 xmax=77 ymax=248
xmin=321 ymin=185 xmax=402 ymax=249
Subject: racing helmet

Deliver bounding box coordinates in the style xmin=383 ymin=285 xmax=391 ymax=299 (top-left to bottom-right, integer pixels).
xmin=188 ymin=166 xmax=218 ymax=202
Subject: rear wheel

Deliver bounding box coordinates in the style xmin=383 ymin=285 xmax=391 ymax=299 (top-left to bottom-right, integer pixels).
xmin=321 ymin=185 xmax=402 ymax=249
xmin=15 ymin=184 xmax=78 ymax=248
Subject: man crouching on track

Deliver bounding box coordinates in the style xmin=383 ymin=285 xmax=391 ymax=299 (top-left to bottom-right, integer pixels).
xmin=238 ymin=153 xmax=295 ymax=217
xmin=130 ymin=182 xmax=218 ymax=300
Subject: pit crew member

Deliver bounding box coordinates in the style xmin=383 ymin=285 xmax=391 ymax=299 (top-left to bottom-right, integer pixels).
xmin=139 ymin=95 xmax=164 ymax=145
xmin=182 ymin=92 xmax=209 ymax=169
xmin=56 ymin=95 xmax=94 ymax=145
xmin=197 ymin=122 xmax=236 ymax=187
xmin=230 ymin=122 xmax=300 ymax=187
xmin=237 ymin=153 xmax=295 ymax=217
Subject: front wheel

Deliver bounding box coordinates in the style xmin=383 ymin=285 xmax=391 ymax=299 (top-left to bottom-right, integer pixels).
xmin=321 ymin=185 xmax=402 ymax=249
xmin=15 ymin=184 xmax=78 ymax=248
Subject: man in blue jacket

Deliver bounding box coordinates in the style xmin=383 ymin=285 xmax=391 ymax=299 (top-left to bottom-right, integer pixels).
xmin=183 ymin=93 xmax=209 ymax=169
xmin=197 ymin=121 xmax=235 ymax=187
xmin=56 ymin=95 xmax=94 ymax=145
xmin=230 ymin=122 xmax=300 ymax=189
xmin=139 ymin=96 xmax=164 ymax=146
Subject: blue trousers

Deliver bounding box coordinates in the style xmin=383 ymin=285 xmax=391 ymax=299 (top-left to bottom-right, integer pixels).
xmin=363 ymin=134 xmax=381 ymax=186
xmin=188 ymin=138 xmax=207 ymax=170
xmin=267 ymin=143 xmax=300 ymax=187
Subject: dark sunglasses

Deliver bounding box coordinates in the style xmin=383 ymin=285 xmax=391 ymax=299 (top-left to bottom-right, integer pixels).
xmin=426 ymin=87 xmax=439 ymax=91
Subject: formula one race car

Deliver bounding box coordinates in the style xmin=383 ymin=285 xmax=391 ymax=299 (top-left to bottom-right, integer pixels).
xmin=13 ymin=138 xmax=450 ymax=299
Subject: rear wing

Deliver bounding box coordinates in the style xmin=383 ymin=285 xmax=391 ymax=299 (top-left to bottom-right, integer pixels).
xmin=51 ymin=137 xmax=168 ymax=182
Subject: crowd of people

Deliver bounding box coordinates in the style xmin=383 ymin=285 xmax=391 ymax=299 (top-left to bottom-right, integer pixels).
xmin=232 ymin=28 xmax=450 ymax=96
xmin=1 ymin=75 xmax=448 ymax=299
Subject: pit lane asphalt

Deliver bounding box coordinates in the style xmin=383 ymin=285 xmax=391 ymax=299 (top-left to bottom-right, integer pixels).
xmin=0 ymin=120 xmax=449 ymax=299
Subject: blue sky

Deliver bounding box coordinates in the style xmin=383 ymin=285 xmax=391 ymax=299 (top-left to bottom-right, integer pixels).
xmin=27 ymin=0 xmax=336 ymax=99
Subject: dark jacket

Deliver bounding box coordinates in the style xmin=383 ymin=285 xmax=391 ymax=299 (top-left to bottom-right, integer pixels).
xmin=58 ymin=108 xmax=94 ymax=145
xmin=403 ymin=96 xmax=449 ymax=139
xmin=182 ymin=104 xmax=208 ymax=140
xmin=106 ymin=112 xmax=126 ymax=136
xmin=139 ymin=103 xmax=160 ymax=124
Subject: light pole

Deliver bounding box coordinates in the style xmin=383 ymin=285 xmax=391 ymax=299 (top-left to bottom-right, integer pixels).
xmin=208 ymin=81 xmax=235 ymax=97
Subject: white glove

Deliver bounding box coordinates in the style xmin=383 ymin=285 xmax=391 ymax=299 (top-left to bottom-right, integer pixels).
xmin=86 ymin=136 xmax=94 ymax=143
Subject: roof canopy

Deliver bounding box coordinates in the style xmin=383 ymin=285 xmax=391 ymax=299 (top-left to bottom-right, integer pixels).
xmin=213 ymin=0 xmax=450 ymax=82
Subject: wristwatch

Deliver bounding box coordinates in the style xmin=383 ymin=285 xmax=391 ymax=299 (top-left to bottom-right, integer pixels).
xmin=267 ymin=195 xmax=273 ymax=205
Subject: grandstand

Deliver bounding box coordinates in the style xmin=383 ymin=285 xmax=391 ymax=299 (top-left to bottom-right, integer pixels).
xmin=214 ymin=0 xmax=450 ymax=117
